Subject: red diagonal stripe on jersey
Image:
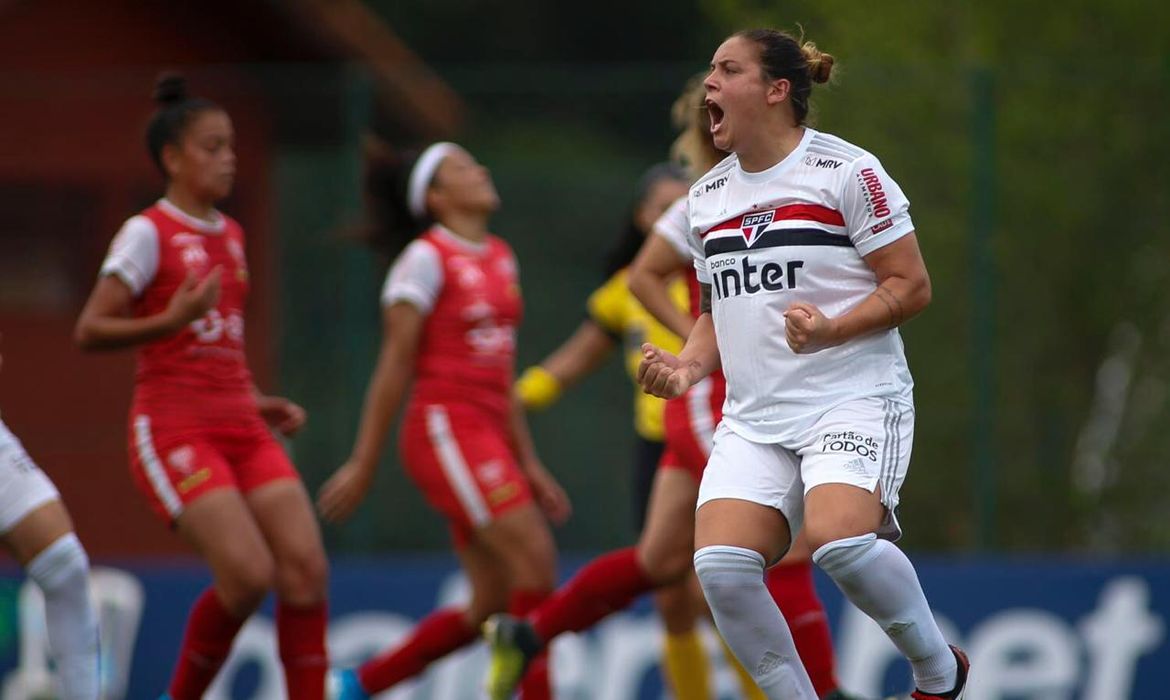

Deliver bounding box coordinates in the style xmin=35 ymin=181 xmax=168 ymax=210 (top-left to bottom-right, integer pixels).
xmin=702 ymin=203 xmax=845 ymax=238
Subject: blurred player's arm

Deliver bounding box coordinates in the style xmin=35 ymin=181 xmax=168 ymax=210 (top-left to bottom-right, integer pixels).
xmin=638 ymin=284 xmax=720 ymax=399
xmin=509 ymin=392 xmax=572 ymax=524
xmin=627 ymin=233 xmax=695 ymax=340
xmin=75 ymin=267 xmax=221 ymax=351
xmin=784 ymin=233 xmax=930 ymax=353
xmin=515 ymin=320 xmax=614 ymax=410
xmin=317 ymin=302 xmax=422 ymax=522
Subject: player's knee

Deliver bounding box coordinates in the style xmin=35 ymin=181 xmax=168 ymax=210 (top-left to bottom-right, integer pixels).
xmin=810 ymin=533 xmax=878 ymax=579
xmin=276 ymin=547 xmax=330 ymax=605
xmin=509 ymin=531 xmax=557 ymax=590
xmin=642 ymin=545 xmax=693 ymax=585
xmin=220 ymin=554 xmax=275 ymax=612
xmin=693 ymin=545 xmax=765 ymax=611
xmin=467 ymin=587 xmax=509 ymax=625
xmin=27 ymin=533 xmax=89 ymax=595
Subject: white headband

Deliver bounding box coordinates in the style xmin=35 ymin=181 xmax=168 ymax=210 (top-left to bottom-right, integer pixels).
xmin=407 ymin=142 xmax=458 ymax=220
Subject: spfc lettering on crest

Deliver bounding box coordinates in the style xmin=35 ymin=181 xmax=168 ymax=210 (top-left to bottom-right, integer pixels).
xmin=740 ymin=210 xmax=775 ymax=246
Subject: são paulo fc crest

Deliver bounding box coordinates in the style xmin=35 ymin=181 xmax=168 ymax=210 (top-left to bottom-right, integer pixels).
xmin=740 ymin=210 xmax=775 ymax=246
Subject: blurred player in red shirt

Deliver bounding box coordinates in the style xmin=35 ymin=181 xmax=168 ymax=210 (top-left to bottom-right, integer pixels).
xmin=75 ymin=75 xmax=328 ymax=700
xmin=317 ymin=140 xmax=569 ymax=700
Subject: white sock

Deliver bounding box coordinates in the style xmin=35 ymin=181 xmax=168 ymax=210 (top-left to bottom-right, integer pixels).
xmin=814 ymin=534 xmax=956 ymax=693
xmin=693 ymin=546 xmax=818 ymax=700
xmin=27 ymin=533 xmax=101 ymax=700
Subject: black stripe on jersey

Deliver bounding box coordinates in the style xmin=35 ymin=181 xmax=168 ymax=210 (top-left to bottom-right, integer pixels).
xmin=704 ymin=228 xmax=852 ymax=257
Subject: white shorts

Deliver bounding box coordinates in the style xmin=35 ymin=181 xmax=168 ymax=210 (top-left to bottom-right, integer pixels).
xmin=696 ymin=396 xmax=913 ymax=541
xmin=0 ymin=420 xmax=60 ymax=534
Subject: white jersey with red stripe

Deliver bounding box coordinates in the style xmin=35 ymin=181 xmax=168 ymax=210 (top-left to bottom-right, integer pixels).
xmin=686 ymin=128 xmax=916 ymax=443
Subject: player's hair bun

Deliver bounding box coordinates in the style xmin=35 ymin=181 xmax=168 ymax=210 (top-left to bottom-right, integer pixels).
xmin=801 ymin=42 xmax=835 ymax=84
xmin=153 ymin=73 xmax=188 ymax=107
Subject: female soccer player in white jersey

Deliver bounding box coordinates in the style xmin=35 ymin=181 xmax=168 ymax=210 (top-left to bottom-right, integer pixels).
xmin=630 ymin=76 xmax=852 ymax=700
xmin=638 ymin=29 xmax=969 ymax=700
xmin=317 ymin=139 xmax=568 ymax=700
xmin=0 ymin=349 xmax=100 ymax=700
xmin=482 ymin=77 xmax=857 ymax=700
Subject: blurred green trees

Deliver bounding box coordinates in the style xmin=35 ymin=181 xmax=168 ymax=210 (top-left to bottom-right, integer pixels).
xmin=281 ymin=1 xmax=1169 ymax=553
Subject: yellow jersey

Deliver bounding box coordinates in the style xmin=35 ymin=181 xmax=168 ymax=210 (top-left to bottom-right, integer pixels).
xmin=586 ymin=268 xmax=689 ymax=441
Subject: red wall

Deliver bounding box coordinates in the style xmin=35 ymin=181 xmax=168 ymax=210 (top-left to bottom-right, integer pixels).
xmin=0 ymin=0 xmax=281 ymax=556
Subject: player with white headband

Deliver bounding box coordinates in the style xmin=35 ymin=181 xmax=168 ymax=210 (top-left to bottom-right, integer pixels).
xmin=319 ymin=140 xmax=570 ymax=700
xmin=638 ymin=28 xmax=970 ymax=700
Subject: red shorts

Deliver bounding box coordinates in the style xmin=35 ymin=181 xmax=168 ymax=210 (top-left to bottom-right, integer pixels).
xmin=659 ymin=372 xmax=726 ymax=481
xmin=128 ymin=411 xmax=298 ymax=524
xmin=400 ymin=401 xmax=532 ymax=547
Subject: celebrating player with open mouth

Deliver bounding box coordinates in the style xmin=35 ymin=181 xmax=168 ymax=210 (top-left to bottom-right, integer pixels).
xmin=636 ymin=28 xmax=971 ymax=699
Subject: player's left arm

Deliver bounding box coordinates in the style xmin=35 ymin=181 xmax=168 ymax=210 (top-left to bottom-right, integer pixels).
xmin=784 ymin=234 xmax=931 ymax=353
xmin=253 ymin=385 xmax=307 ymax=437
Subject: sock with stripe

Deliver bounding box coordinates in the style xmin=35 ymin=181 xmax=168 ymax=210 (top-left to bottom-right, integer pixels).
xmin=530 ymin=547 xmax=655 ymax=643
xmin=813 ymin=534 xmax=955 ymax=694
xmin=168 ymin=587 xmax=248 ymax=700
xmin=277 ymin=600 xmax=329 ymax=700
xmin=765 ymin=560 xmax=840 ymax=697
xmin=693 ymin=546 xmax=817 ymax=700
xmin=357 ymin=607 xmax=477 ymax=693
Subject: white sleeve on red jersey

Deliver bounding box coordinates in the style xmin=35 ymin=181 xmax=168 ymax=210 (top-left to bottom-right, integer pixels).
xmin=842 ymin=153 xmax=915 ymax=257
xmin=381 ymin=239 xmax=443 ymax=315
xmin=651 ymin=196 xmax=692 ymax=263
xmin=100 ymin=215 xmax=159 ymax=297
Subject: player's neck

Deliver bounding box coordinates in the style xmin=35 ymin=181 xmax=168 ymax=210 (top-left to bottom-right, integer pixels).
xmin=437 ymin=212 xmax=489 ymax=244
xmin=737 ymin=125 xmax=805 ymax=173
xmin=164 ymin=187 xmax=218 ymax=223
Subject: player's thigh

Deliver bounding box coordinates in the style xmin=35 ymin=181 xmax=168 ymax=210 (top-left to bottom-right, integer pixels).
xmin=245 ymin=477 xmax=328 ymax=604
xmin=2 ymin=500 xmax=74 ymax=566
xmin=694 ymin=424 xmax=802 ymax=564
xmin=636 ymin=467 xmax=700 ymax=584
xmin=456 ymin=537 xmax=512 ymax=623
xmin=475 ymin=502 xmax=558 ymax=591
xmin=0 ymin=421 xmax=67 ymax=564
xmin=176 ymin=488 xmax=275 ymax=612
xmin=800 ymin=396 xmax=913 ymax=549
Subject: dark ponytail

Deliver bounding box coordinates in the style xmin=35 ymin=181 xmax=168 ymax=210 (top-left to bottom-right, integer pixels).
xmin=354 ymin=137 xmax=431 ymax=262
xmin=145 ymin=73 xmax=220 ymax=177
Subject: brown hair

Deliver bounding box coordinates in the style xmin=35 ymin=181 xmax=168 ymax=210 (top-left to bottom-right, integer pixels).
xmin=670 ymin=74 xmax=728 ymax=178
xmin=733 ymin=28 xmax=835 ymax=125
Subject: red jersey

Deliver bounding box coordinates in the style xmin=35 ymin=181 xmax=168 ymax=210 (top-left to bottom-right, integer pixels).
xmin=101 ymin=199 xmax=256 ymax=422
xmin=382 ymin=226 xmax=522 ymax=422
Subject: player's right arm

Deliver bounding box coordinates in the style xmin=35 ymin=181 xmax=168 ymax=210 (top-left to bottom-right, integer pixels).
xmin=637 ymin=283 xmax=720 ymax=399
xmin=74 ymin=269 xmax=221 ymax=351
xmin=627 ymin=234 xmax=694 ymax=340
xmin=75 ymin=216 xmax=222 ymax=351
xmin=317 ymin=302 xmax=423 ymax=522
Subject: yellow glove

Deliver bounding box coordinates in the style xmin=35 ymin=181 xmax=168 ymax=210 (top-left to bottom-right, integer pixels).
xmin=515 ymin=366 xmax=562 ymax=410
